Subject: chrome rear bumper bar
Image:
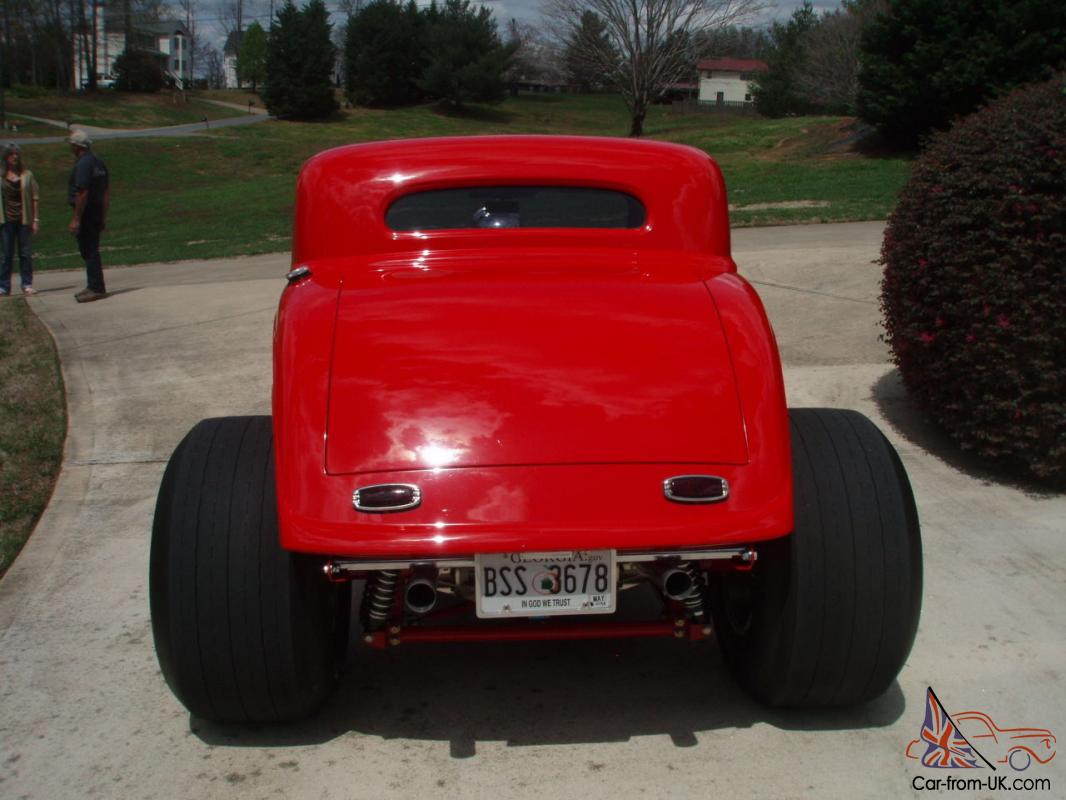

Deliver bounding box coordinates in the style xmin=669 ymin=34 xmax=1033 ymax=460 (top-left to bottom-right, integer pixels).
xmin=325 ymin=546 xmax=754 ymax=579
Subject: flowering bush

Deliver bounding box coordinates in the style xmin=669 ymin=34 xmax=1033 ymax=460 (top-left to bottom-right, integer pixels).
xmin=881 ymin=75 xmax=1066 ymax=483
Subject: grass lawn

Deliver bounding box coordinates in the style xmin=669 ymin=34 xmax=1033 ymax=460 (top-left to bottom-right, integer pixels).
xmin=5 ymin=88 xmax=239 ymax=129
xmin=17 ymin=92 xmax=911 ymax=270
xmin=3 ymin=116 xmax=63 ymax=137
xmin=0 ymin=298 xmax=66 ymax=579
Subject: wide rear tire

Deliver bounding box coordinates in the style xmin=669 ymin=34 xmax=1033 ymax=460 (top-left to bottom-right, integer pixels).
xmin=710 ymin=408 xmax=922 ymax=707
xmin=150 ymin=416 xmax=350 ymax=722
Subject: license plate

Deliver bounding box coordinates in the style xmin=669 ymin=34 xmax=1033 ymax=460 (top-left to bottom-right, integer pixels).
xmin=475 ymin=550 xmax=616 ymax=618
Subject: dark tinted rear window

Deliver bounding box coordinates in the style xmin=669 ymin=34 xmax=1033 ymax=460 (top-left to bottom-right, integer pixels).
xmin=386 ymin=186 xmax=645 ymax=231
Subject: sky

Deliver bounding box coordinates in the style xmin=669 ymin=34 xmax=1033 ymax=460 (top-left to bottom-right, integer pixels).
xmin=482 ymin=0 xmax=843 ymax=28
xmin=201 ymin=0 xmax=845 ymax=47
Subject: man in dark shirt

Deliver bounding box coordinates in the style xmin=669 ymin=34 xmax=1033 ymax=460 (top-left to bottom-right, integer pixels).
xmin=67 ymin=129 xmax=109 ymax=302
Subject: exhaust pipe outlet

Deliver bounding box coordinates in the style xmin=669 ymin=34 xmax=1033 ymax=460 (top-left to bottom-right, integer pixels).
xmin=660 ymin=567 xmax=697 ymax=601
xmin=404 ymin=576 xmax=438 ymax=614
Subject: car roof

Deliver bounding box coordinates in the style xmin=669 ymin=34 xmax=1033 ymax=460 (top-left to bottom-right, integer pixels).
xmin=293 ymin=135 xmax=731 ymax=262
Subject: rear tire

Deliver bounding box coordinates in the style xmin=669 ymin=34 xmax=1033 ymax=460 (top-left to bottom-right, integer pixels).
xmin=710 ymin=408 xmax=922 ymax=707
xmin=150 ymin=416 xmax=350 ymax=722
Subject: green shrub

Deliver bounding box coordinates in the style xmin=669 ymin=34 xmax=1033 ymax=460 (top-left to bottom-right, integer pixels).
xmin=114 ymin=49 xmax=165 ymax=93
xmin=880 ymin=75 xmax=1066 ymax=483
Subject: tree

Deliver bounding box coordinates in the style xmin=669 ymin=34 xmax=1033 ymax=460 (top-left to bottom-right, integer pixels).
xmin=695 ymin=24 xmax=771 ymax=59
xmin=857 ymin=0 xmax=1066 ymax=149
xmin=542 ymin=0 xmax=769 ymax=136
xmin=217 ymin=0 xmax=245 ymax=73
xmin=263 ymin=0 xmax=338 ymax=119
xmin=113 ymin=48 xmax=165 ymax=92
xmin=201 ymin=44 xmax=225 ymax=88
xmin=344 ymin=0 xmax=424 ymax=106
xmin=564 ymin=11 xmax=615 ymax=92
xmin=789 ymin=1 xmax=886 ymax=115
xmin=750 ymin=0 xmax=817 ymax=117
xmin=417 ymin=0 xmax=515 ymax=107
xmin=238 ymin=20 xmax=267 ymax=91
xmin=506 ymin=18 xmax=564 ymax=91
xmin=176 ymin=0 xmax=201 ymax=88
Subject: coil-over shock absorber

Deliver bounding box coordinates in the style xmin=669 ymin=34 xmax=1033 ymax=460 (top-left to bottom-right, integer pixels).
xmin=678 ymin=562 xmax=707 ymax=620
xmin=362 ymin=570 xmax=400 ymax=631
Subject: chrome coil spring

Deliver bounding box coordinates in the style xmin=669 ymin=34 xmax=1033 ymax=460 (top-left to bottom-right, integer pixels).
xmin=363 ymin=570 xmax=400 ymax=630
xmin=678 ymin=562 xmax=707 ymax=619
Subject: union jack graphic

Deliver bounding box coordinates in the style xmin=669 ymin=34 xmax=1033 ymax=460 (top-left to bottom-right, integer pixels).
xmin=919 ymin=687 xmax=993 ymax=769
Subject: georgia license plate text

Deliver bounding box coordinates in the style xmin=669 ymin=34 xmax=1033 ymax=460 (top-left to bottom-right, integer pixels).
xmin=475 ymin=550 xmax=616 ymax=618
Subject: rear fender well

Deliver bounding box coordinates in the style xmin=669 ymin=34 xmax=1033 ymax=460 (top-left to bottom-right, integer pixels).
xmin=705 ymin=273 xmax=793 ymax=531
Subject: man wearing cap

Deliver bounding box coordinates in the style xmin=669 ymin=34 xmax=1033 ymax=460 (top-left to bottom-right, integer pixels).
xmin=67 ymin=129 xmax=109 ymax=302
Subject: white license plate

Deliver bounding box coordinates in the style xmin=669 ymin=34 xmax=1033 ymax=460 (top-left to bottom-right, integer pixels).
xmin=475 ymin=550 xmax=616 ymax=618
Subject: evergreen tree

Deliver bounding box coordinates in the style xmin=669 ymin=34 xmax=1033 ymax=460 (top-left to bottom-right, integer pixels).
xmin=417 ymin=0 xmax=515 ymax=107
xmin=564 ymin=11 xmax=615 ymax=93
xmin=237 ymin=22 xmax=268 ymax=93
xmin=857 ymin=0 xmax=1066 ymax=149
xmin=264 ymin=0 xmax=338 ymax=120
xmin=113 ymin=49 xmax=166 ymax=92
xmin=751 ymin=1 xmax=818 ymax=117
xmin=696 ymin=25 xmax=772 ymax=60
xmin=344 ymin=0 xmax=425 ymax=106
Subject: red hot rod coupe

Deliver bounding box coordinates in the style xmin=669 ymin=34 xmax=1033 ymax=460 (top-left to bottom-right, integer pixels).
xmin=150 ymin=136 xmax=922 ymax=723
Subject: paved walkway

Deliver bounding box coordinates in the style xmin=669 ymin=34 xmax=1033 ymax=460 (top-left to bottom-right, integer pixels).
xmin=6 ymin=105 xmax=272 ymax=146
xmin=0 ymin=224 xmax=1063 ymax=799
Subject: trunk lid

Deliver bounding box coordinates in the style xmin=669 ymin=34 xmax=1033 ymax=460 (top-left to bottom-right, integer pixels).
xmin=325 ymin=255 xmax=747 ymax=474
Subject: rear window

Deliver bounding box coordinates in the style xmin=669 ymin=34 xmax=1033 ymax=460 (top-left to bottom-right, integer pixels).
xmin=386 ymin=186 xmax=645 ymax=231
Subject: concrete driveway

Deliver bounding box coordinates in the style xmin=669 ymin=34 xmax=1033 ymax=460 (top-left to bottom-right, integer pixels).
xmin=1 ymin=222 xmax=1063 ymax=799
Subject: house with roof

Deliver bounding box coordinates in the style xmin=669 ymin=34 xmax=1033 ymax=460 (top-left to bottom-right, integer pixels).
xmin=223 ymin=30 xmax=243 ymax=89
xmin=696 ymin=58 xmax=768 ymax=106
xmin=73 ymin=2 xmax=192 ymax=89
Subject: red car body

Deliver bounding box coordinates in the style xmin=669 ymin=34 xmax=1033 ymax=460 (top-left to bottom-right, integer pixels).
xmin=273 ymin=136 xmax=792 ymax=559
xmin=151 ymin=134 xmax=922 ymax=722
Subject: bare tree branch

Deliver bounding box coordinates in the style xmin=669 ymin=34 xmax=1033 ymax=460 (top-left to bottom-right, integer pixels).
xmin=541 ymin=0 xmax=769 ymax=135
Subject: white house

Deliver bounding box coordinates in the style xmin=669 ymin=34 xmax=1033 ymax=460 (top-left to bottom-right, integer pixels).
xmin=696 ymin=58 xmax=767 ymax=106
xmin=73 ymin=3 xmax=192 ymax=89
xmin=223 ymin=30 xmax=242 ymax=89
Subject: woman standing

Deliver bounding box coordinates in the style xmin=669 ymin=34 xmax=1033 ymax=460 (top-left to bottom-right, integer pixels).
xmin=0 ymin=144 xmax=40 ymax=296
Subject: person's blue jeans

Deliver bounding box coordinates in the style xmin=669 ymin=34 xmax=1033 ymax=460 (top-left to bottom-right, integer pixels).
xmin=0 ymin=221 xmax=33 ymax=293
xmin=76 ymin=223 xmax=106 ymax=293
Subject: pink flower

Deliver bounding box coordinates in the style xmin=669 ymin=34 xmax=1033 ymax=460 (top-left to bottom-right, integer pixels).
xmin=935 ymin=317 xmax=946 ymax=328
xmin=932 ymin=185 xmax=944 ymax=194
xmin=996 ymin=314 xmax=1011 ymax=329
xmin=965 ymin=334 xmax=976 ymax=343
xmin=919 ymin=332 xmax=936 ymax=344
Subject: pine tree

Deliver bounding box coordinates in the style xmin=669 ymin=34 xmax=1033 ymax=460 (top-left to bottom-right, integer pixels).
xmin=564 ymin=11 xmax=615 ymax=93
xmin=751 ymin=1 xmax=818 ymax=118
xmin=857 ymin=0 xmax=1066 ymax=149
xmin=264 ymin=0 xmax=338 ymax=120
xmin=417 ymin=0 xmax=514 ymax=107
xmin=345 ymin=0 xmax=425 ymax=106
xmin=237 ymin=22 xmax=267 ymax=93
